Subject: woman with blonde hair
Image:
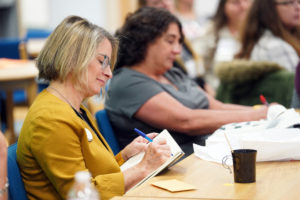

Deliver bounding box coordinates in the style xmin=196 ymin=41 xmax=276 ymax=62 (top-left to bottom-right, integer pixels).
xmin=17 ymin=15 xmax=170 ymax=200
xmin=236 ymin=0 xmax=300 ymax=72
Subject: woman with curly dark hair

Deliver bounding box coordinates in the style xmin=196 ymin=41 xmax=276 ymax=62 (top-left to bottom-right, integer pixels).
xmin=136 ymin=0 xmax=215 ymax=95
xmin=105 ymin=7 xmax=269 ymax=157
xmin=114 ymin=7 xmax=184 ymax=70
xmin=235 ymin=0 xmax=300 ymax=72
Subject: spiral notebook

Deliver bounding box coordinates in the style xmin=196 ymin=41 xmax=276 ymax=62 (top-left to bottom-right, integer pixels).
xmin=120 ymin=129 xmax=185 ymax=191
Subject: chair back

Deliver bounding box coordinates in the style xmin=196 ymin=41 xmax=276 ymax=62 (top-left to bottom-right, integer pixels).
xmin=0 ymin=38 xmax=28 ymax=104
xmin=7 ymin=143 xmax=28 ymax=200
xmin=25 ymin=28 xmax=51 ymax=39
xmin=95 ymin=109 xmax=120 ymax=155
xmin=0 ymin=38 xmax=21 ymax=59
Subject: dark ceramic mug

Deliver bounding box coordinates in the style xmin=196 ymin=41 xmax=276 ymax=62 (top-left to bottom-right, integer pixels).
xmin=223 ymin=149 xmax=257 ymax=183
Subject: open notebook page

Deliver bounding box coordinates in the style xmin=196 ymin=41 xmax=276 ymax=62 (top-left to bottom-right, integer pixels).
xmin=120 ymin=129 xmax=184 ymax=171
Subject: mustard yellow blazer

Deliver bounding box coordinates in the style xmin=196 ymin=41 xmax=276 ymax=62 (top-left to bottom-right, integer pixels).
xmin=17 ymin=90 xmax=125 ymax=200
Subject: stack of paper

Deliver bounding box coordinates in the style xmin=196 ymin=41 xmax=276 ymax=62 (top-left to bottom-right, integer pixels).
xmin=194 ymin=105 xmax=300 ymax=163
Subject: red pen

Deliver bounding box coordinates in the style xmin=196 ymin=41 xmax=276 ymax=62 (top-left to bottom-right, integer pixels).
xmin=259 ymin=94 xmax=269 ymax=106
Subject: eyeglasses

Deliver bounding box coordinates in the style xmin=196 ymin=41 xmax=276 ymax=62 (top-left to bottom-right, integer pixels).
xmin=98 ymin=53 xmax=111 ymax=70
xmin=276 ymin=0 xmax=300 ymax=6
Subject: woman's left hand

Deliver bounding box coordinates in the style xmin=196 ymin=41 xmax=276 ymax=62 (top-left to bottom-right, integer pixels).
xmin=121 ymin=132 xmax=158 ymax=161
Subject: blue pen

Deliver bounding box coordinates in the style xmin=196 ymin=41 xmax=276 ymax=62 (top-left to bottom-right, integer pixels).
xmin=134 ymin=128 xmax=153 ymax=142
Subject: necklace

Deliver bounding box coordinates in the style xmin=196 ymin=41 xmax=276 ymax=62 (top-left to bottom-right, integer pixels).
xmin=48 ymin=86 xmax=81 ymax=113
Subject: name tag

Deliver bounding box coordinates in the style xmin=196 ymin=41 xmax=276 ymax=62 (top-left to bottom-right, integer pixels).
xmin=85 ymin=128 xmax=93 ymax=142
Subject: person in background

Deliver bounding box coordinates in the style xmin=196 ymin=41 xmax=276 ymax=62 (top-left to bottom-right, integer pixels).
xmin=105 ymin=7 xmax=268 ymax=157
xmin=291 ymin=62 xmax=300 ymax=108
xmin=175 ymin=0 xmax=208 ymax=52
xmin=17 ymin=16 xmax=170 ymax=200
xmin=198 ymin=0 xmax=252 ymax=89
xmin=138 ymin=0 xmax=215 ymax=96
xmin=0 ymin=132 xmax=8 ymax=200
xmin=138 ymin=0 xmax=177 ymax=13
xmin=235 ymin=0 xmax=300 ymax=72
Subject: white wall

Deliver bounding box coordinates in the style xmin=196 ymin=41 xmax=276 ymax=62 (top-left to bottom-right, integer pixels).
xmin=20 ymin=0 xmax=107 ymax=32
xmin=194 ymin=0 xmax=219 ymax=19
xmin=48 ymin=0 xmax=107 ymax=30
xmin=20 ymin=0 xmax=49 ymax=29
xmin=19 ymin=0 xmax=220 ymax=34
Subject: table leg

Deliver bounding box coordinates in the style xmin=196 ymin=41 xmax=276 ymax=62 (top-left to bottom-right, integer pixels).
xmin=5 ymin=90 xmax=15 ymax=144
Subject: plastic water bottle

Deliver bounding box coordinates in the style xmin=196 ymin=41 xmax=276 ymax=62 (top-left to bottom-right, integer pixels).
xmin=67 ymin=171 xmax=100 ymax=200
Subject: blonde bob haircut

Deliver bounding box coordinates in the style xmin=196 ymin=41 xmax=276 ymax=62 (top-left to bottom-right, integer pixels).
xmin=37 ymin=15 xmax=118 ymax=91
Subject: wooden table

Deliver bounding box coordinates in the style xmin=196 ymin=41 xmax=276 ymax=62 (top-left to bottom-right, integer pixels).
xmin=111 ymin=197 xmax=206 ymax=200
xmin=0 ymin=59 xmax=38 ymax=144
xmin=124 ymin=154 xmax=300 ymax=200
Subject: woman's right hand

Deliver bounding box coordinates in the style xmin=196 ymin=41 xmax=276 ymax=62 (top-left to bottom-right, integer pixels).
xmin=138 ymin=138 xmax=171 ymax=174
xmin=122 ymin=138 xmax=171 ymax=192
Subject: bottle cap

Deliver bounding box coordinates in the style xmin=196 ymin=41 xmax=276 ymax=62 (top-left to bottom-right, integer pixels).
xmin=74 ymin=171 xmax=91 ymax=183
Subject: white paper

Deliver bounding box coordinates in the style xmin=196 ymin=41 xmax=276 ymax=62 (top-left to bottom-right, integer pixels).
xmin=194 ymin=105 xmax=300 ymax=163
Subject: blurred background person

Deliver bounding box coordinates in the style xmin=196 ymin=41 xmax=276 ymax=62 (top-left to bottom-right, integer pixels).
xmin=0 ymin=132 xmax=8 ymax=200
xmin=198 ymin=0 xmax=252 ymax=90
xmin=235 ymin=0 xmax=300 ymax=72
xmin=17 ymin=15 xmax=170 ymax=200
xmin=175 ymin=0 xmax=208 ymax=52
xmin=138 ymin=0 xmax=177 ymax=13
xmin=106 ymin=7 xmax=268 ymax=157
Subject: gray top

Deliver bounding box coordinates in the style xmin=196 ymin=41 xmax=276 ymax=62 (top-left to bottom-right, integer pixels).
xmin=105 ymin=67 xmax=209 ymax=155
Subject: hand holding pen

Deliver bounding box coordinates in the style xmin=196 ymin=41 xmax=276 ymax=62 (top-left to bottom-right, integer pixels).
xmin=134 ymin=128 xmax=153 ymax=142
xmin=134 ymin=129 xmax=171 ymax=172
xmin=121 ymin=131 xmax=158 ymax=161
xmin=134 ymin=128 xmax=174 ymax=156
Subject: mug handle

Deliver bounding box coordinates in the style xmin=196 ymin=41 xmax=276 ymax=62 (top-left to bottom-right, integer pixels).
xmin=222 ymin=155 xmax=233 ymax=174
